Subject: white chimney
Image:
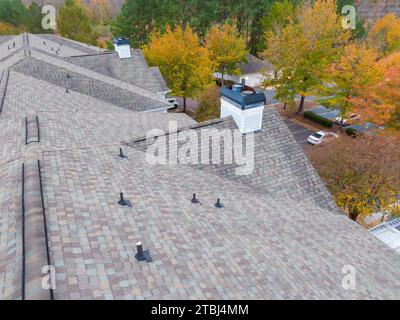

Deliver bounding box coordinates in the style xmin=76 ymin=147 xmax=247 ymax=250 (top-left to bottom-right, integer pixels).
xmin=113 ymin=37 xmax=131 ymax=59
xmin=220 ymin=85 xmax=266 ymax=134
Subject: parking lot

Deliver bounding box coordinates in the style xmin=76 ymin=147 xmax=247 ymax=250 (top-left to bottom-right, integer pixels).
xmin=283 ymin=118 xmax=315 ymax=148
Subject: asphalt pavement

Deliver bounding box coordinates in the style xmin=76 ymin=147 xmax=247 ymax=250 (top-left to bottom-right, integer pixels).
xmin=282 ymin=118 xmax=315 ymax=148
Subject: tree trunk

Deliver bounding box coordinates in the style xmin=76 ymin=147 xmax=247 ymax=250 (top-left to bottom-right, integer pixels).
xmin=221 ymin=70 xmax=225 ymax=87
xmin=183 ymin=97 xmax=187 ymax=113
xmin=349 ymin=207 xmax=360 ymax=222
xmin=297 ymin=95 xmax=306 ymax=114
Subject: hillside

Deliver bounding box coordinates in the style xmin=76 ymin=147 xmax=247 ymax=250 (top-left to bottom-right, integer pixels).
xmin=356 ymin=0 xmax=400 ymax=23
xmin=23 ymin=0 xmax=125 ymax=15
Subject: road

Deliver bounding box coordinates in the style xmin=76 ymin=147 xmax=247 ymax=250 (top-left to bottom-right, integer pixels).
xmin=282 ymin=118 xmax=315 ymax=148
xmin=264 ymin=89 xmax=316 ymax=105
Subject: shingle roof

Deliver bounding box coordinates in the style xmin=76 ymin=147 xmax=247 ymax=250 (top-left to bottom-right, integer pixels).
xmin=239 ymin=54 xmax=274 ymax=75
xmin=38 ymin=145 xmax=400 ymax=299
xmin=1 ymin=33 xmax=400 ymax=300
xmin=64 ymin=49 xmax=169 ymax=93
xmin=0 ymin=33 xmax=171 ymax=112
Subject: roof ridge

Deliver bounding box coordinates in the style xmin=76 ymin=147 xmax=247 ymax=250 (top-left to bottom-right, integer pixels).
xmin=29 ymin=49 xmax=169 ymax=106
xmin=0 ymin=69 xmax=10 ymax=115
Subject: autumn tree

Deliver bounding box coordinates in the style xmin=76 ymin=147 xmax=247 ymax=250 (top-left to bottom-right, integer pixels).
xmin=86 ymin=0 xmax=112 ymax=25
xmin=372 ymin=52 xmax=400 ymax=126
xmin=58 ymin=0 xmax=96 ymax=45
xmin=205 ymin=23 xmax=247 ymax=86
xmin=143 ymin=26 xmax=215 ymax=112
xmin=195 ymin=85 xmax=221 ymax=122
xmin=314 ymin=44 xmax=383 ymax=120
xmin=367 ymin=13 xmax=400 ymax=57
xmin=262 ymin=0 xmax=350 ymax=113
xmin=0 ymin=22 xmax=23 ymax=35
xmin=307 ymin=133 xmax=400 ymax=221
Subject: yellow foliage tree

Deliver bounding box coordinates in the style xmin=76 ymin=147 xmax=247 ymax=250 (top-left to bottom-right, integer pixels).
xmin=143 ymin=26 xmax=215 ymax=112
xmin=86 ymin=0 xmax=112 ymax=25
xmin=367 ymin=13 xmax=400 ymax=56
xmin=262 ymin=0 xmax=350 ymax=113
xmin=315 ymin=44 xmax=384 ymax=122
xmin=205 ymin=23 xmax=247 ymax=86
xmin=307 ymin=133 xmax=400 ymax=221
xmin=0 ymin=22 xmax=23 ymax=35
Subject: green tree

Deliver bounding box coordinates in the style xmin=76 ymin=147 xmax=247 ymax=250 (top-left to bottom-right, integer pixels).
xmin=111 ymin=0 xmax=276 ymax=54
xmin=0 ymin=0 xmax=27 ymax=27
xmin=262 ymin=0 xmax=350 ymax=113
xmin=259 ymin=0 xmax=296 ymax=52
xmin=58 ymin=0 xmax=96 ymax=45
xmin=205 ymin=23 xmax=247 ymax=86
xmin=25 ymin=2 xmax=47 ymax=34
xmin=143 ymin=26 xmax=215 ymax=112
xmin=111 ymin=0 xmax=177 ymax=47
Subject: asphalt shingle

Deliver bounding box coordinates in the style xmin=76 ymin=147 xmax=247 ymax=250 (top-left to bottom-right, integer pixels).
xmin=1 ymin=33 xmax=399 ymax=300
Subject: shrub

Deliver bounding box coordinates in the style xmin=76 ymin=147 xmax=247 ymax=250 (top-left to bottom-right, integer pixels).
xmin=345 ymin=127 xmax=359 ymax=137
xmin=304 ymin=111 xmax=333 ymax=127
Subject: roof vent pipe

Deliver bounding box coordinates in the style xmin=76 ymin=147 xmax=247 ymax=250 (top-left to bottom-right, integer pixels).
xmin=117 ymin=192 xmax=129 ymax=206
xmin=215 ymin=198 xmax=224 ymax=208
xmin=118 ymin=147 xmax=127 ymax=159
xmin=191 ymin=193 xmax=200 ymax=204
xmin=135 ymin=241 xmax=153 ymax=262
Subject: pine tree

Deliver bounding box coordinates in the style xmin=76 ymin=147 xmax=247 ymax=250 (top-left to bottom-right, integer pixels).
xmin=58 ymin=0 xmax=95 ymax=45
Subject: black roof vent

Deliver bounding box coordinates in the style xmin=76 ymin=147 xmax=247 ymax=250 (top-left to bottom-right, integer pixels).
xmin=191 ymin=193 xmax=200 ymax=204
xmin=135 ymin=242 xmax=152 ymax=263
xmin=118 ymin=147 xmax=127 ymax=159
xmin=117 ymin=192 xmax=129 ymax=206
xmin=215 ymin=198 xmax=224 ymax=208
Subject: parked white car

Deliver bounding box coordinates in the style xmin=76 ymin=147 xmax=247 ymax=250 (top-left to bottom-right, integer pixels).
xmin=335 ymin=113 xmax=361 ymax=126
xmin=166 ymin=97 xmax=179 ymax=107
xmin=307 ymin=131 xmax=339 ymax=145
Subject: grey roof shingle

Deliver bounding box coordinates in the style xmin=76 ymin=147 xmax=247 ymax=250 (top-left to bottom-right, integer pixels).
xmin=240 ymin=54 xmax=274 ymax=75
xmin=130 ymin=108 xmax=338 ymax=212
xmin=1 ymin=33 xmax=400 ymax=300
xmin=64 ymin=49 xmax=169 ymax=93
xmin=0 ymin=33 xmax=171 ymax=112
xmin=38 ymin=145 xmax=400 ymax=299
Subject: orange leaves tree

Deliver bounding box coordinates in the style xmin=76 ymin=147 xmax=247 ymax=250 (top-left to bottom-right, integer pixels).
xmin=315 ymin=44 xmax=384 ymax=121
xmin=143 ymin=26 xmax=215 ymax=112
xmin=367 ymin=13 xmax=400 ymax=57
xmin=307 ymin=133 xmax=400 ymax=221
xmin=313 ymin=13 xmax=400 ymax=127
xmin=205 ymin=23 xmax=247 ymax=86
